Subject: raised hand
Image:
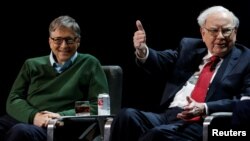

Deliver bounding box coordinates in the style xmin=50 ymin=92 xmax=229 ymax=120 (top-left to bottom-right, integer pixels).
xmin=133 ymin=20 xmax=148 ymax=58
xmin=133 ymin=20 xmax=146 ymax=49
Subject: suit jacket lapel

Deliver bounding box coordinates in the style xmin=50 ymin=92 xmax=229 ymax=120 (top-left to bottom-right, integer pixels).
xmin=206 ymin=47 xmax=241 ymax=100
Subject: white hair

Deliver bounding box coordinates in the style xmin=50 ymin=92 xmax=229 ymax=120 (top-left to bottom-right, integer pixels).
xmin=197 ymin=6 xmax=239 ymax=28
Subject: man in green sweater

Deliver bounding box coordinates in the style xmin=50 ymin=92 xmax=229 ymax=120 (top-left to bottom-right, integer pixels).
xmin=0 ymin=15 xmax=108 ymax=141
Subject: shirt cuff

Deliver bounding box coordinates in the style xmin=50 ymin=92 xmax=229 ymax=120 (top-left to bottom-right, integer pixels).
xmin=135 ymin=45 xmax=149 ymax=63
xmin=241 ymin=96 xmax=250 ymax=101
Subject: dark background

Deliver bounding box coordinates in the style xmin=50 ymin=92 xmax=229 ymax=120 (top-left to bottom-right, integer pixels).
xmin=0 ymin=0 xmax=250 ymax=115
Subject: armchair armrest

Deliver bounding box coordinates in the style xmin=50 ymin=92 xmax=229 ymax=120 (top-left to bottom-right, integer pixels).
xmin=104 ymin=117 xmax=114 ymax=141
xmin=203 ymin=112 xmax=232 ymax=141
xmin=47 ymin=119 xmax=59 ymax=141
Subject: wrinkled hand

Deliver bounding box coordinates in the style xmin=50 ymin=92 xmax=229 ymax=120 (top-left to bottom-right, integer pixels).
xmin=177 ymin=96 xmax=205 ymax=121
xmin=133 ymin=20 xmax=147 ymax=58
xmin=33 ymin=111 xmax=61 ymax=127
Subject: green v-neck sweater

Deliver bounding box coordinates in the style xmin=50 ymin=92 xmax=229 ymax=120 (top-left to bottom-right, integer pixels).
xmin=6 ymin=53 xmax=109 ymax=123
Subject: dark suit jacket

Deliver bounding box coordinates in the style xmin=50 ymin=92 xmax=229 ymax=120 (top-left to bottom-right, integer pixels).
xmin=140 ymin=37 xmax=250 ymax=114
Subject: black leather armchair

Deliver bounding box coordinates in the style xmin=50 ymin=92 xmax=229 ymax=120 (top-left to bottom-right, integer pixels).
xmin=47 ymin=65 xmax=123 ymax=141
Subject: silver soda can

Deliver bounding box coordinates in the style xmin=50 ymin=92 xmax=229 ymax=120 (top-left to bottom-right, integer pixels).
xmin=98 ymin=93 xmax=110 ymax=115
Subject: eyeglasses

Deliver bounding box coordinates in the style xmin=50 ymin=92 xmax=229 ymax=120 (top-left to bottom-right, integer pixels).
xmin=203 ymin=27 xmax=235 ymax=37
xmin=50 ymin=37 xmax=77 ymax=45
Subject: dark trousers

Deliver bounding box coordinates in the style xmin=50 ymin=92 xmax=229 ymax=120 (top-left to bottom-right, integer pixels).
xmin=0 ymin=114 xmax=46 ymax=141
xmin=109 ymin=107 xmax=203 ymax=141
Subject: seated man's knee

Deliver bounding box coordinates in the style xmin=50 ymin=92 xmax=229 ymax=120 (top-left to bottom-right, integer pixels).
xmin=7 ymin=123 xmax=31 ymax=136
xmin=139 ymin=127 xmax=164 ymax=141
xmin=119 ymin=108 xmax=138 ymax=118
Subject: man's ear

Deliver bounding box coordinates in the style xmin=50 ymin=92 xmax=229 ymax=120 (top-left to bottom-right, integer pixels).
xmin=76 ymin=38 xmax=80 ymax=47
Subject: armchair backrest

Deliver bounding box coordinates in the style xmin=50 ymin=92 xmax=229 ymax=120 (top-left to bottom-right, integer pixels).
xmin=102 ymin=65 xmax=123 ymax=115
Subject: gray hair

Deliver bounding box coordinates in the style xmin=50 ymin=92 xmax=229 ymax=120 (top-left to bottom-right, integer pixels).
xmin=197 ymin=6 xmax=239 ymax=28
xmin=49 ymin=15 xmax=81 ymax=38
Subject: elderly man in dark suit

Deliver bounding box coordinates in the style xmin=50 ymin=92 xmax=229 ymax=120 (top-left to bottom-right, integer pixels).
xmin=109 ymin=5 xmax=250 ymax=141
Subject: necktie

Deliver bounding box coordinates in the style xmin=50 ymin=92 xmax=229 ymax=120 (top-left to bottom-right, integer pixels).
xmin=188 ymin=56 xmax=220 ymax=121
xmin=191 ymin=56 xmax=220 ymax=102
